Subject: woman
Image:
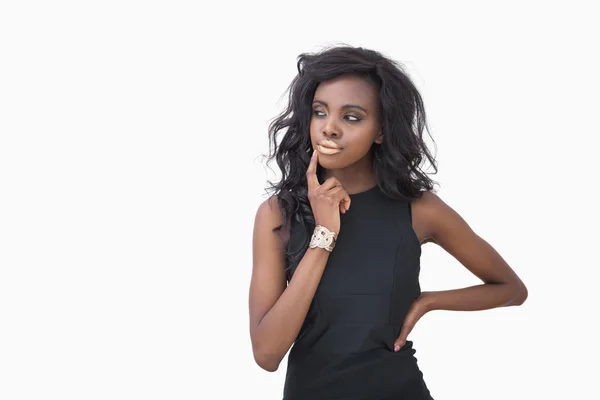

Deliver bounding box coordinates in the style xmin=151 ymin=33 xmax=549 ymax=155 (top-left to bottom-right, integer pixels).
xmin=249 ymin=45 xmax=527 ymax=400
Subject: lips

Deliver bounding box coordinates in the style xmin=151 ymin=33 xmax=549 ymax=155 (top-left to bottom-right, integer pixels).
xmin=317 ymin=140 xmax=342 ymax=150
xmin=317 ymin=144 xmax=342 ymax=155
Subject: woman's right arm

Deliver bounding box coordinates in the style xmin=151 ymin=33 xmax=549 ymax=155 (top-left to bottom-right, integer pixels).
xmin=249 ymin=195 xmax=330 ymax=372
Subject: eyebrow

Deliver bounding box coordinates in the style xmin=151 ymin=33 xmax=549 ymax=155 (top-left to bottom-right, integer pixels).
xmin=312 ymin=100 xmax=368 ymax=113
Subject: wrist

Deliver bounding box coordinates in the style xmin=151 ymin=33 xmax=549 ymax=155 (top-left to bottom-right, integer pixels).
xmin=314 ymin=222 xmax=338 ymax=236
xmin=309 ymin=224 xmax=338 ymax=252
xmin=419 ymin=291 xmax=437 ymax=312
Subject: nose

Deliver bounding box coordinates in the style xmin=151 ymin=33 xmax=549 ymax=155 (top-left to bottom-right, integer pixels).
xmin=323 ymin=117 xmax=340 ymax=138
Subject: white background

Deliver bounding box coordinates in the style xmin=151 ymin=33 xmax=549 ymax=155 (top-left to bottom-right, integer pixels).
xmin=1 ymin=1 xmax=598 ymax=399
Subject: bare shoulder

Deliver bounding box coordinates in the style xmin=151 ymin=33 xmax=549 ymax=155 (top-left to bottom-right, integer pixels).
xmin=412 ymin=190 xmax=447 ymax=211
xmin=254 ymin=194 xmax=290 ymax=247
xmin=256 ymin=194 xmax=282 ymax=223
xmin=410 ymin=190 xmax=452 ymax=245
xmin=411 ymin=190 xmax=480 ymax=246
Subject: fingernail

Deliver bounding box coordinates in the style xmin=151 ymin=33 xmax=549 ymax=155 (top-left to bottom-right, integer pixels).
xmin=394 ymin=345 xmax=400 ymax=352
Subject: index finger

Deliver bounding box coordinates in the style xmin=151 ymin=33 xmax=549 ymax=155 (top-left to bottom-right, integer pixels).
xmin=306 ymin=149 xmax=320 ymax=192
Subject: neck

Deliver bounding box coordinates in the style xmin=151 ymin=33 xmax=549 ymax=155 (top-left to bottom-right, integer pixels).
xmin=320 ymin=154 xmax=377 ymax=195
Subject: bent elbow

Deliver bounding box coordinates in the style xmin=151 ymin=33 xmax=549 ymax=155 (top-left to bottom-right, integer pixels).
xmin=517 ymin=283 xmax=528 ymax=305
xmin=252 ymin=342 xmax=283 ymax=372
xmin=254 ymin=351 xmax=281 ymax=372
xmin=511 ymin=281 xmax=528 ymax=306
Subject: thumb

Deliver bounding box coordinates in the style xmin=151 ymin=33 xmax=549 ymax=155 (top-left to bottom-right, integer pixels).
xmin=393 ymin=324 xmax=412 ymax=352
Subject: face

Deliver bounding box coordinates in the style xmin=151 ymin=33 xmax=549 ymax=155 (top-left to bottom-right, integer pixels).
xmin=309 ymin=73 xmax=382 ymax=171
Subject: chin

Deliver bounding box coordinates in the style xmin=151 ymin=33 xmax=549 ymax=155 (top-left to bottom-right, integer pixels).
xmin=317 ymin=155 xmax=349 ymax=170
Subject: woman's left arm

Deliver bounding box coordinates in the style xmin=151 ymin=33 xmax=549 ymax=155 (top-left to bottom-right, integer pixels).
xmin=393 ymin=191 xmax=527 ymax=351
xmin=419 ymin=191 xmax=528 ymax=311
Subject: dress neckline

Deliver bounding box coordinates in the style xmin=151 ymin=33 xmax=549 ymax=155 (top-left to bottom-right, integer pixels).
xmin=348 ymin=184 xmax=379 ymax=198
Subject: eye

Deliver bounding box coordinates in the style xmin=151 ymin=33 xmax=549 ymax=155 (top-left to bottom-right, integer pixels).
xmin=312 ymin=109 xmax=361 ymax=122
xmin=345 ymin=115 xmax=361 ymax=122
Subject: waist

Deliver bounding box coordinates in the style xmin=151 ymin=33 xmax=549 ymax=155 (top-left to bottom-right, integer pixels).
xmin=293 ymin=322 xmax=401 ymax=354
xmin=283 ymin=340 xmax=423 ymax=400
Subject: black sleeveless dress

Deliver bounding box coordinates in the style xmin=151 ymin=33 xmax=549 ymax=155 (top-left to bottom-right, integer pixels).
xmin=283 ymin=185 xmax=434 ymax=400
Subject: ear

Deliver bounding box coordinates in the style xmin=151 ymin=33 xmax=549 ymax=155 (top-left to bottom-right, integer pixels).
xmin=374 ymin=131 xmax=384 ymax=145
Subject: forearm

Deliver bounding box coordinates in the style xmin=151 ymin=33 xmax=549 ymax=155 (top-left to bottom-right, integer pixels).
xmin=422 ymin=282 xmax=523 ymax=312
xmin=253 ymin=247 xmax=329 ymax=370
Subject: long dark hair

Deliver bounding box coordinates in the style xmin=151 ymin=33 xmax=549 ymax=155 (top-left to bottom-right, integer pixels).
xmin=262 ymin=44 xmax=439 ymax=270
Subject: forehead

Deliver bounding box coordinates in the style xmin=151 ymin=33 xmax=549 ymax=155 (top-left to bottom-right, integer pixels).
xmin=313 ymin=74 xmax=378 ymax=107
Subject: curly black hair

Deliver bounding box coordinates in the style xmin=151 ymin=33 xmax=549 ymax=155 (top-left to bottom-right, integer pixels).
xmin=261 ymin=44 xmax=439 ymax=270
